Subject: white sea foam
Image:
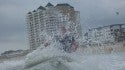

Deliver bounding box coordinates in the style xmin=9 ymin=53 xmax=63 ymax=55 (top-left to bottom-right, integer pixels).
xmin=0 ymin=32 xmax=125 ymax=70
xmin=1 ymin=49 xmax=125 ymax=70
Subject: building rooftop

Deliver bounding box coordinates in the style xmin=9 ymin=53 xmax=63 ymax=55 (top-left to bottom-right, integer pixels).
xmin=56 ymin=3 xmax=74 ymax=8
xmin=28 ymin=12 xmax=31 ymax=14
xmin=110 ymin=24 xmax=125 ymax=27
xmin=46 ymin=3 xmax=54 ymax=7
xmin=33 ymin=10 xmax=36 ymax=12
xmin=37 ymin=6 xmax=46 ymax=10
xmin=89 ymin=24 xmax=125 ymax=31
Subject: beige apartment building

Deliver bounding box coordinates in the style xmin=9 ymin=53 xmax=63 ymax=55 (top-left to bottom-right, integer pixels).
xmin=26 ymin=3 xmax=82 ymax=50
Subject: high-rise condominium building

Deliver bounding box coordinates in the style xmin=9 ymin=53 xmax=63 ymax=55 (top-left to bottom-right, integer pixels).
xmin=26 ymin=3 xmax=82 ymax=50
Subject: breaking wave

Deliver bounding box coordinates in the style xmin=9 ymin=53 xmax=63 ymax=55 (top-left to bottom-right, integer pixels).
xmin=0 ymin=32 xmax=125 ymax=70
xmin=0 ymin=42 xmax=125 ymax=70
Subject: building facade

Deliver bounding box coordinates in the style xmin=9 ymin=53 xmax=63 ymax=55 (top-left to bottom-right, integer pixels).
xmin=26 ymin=3 xmax=82 ymax=50
xmin=84 ymin=24 xmax=125 ymax=46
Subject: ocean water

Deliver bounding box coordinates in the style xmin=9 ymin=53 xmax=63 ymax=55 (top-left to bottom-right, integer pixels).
xmin=0 ymin=45 xmax=125 ymax=70
xmin=0 ymin=53 xmax=125 ymax=70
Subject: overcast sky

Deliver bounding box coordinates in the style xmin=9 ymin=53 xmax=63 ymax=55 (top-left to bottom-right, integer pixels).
xmin=0 ymin=0 xmax=125 ymax=53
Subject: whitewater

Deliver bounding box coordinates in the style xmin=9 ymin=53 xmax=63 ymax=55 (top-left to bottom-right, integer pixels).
xmin=0 ymin=42 xmax=125 ymax=70
xmin=0 ymin=30 xmax=125 ymax=70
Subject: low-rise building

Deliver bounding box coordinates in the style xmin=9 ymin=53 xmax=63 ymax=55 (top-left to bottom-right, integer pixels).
xmin=84 ymin=24 xmax=125 ymax=46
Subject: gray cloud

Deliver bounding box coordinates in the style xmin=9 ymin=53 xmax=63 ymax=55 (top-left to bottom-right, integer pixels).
xmin=0 ymin=0 xmax=125 ymax=53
